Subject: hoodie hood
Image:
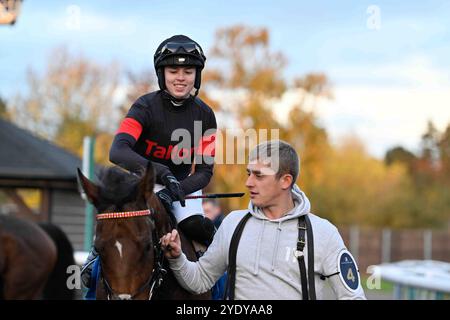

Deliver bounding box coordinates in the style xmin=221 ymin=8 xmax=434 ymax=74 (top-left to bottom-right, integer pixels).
xmin=248 ymin=184 xmax=311 ymax=222
xmin=246 ymin=184 xmax=311 ymax=276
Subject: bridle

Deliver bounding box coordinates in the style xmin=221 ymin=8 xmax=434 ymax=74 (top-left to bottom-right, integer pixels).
xmin=96 ymin=209 xmax=167 ymax=300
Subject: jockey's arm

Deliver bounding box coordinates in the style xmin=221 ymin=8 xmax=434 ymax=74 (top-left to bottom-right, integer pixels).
xmin=109 ymin=132 xmax=172 ymax=179
xmin=180 ymin=161 xmax=213 ymax=195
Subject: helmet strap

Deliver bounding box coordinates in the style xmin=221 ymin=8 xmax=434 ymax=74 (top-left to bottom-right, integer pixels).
xmin=157 ymin=68 xmax=166 ymax=90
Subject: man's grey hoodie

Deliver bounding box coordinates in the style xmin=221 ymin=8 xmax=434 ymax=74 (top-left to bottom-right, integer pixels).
xmin=168 ymin=185 xmax=366 ymax=299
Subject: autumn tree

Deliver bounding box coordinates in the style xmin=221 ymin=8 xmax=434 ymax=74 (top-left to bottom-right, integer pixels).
xmin=413 ymin=121 xmax=450 ymax=227
xmin=439 ymin=124 xmax=450 ymax=177
xmin=284 ymin=74 xmax=332 ymax=195
xmin=118 ymin=70 xmax=158 ymax=118
xmin=203 ymin=25 xmax=333 ymax=212
xmin=315 ymin=135 xmax=416 ymax=227
xmin=8 ymin=47 xmax=121 ymax=164
xmin=383 ymin=121 xmax=450 ymax=228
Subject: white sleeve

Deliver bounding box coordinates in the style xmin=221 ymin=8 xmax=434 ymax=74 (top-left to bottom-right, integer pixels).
xmin=167 ymin=223 xmax=228 ymax=294
xmin=322 ymin=228 xmax=366 ymax=300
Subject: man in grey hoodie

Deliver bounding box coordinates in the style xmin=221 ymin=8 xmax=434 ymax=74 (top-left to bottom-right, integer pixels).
xmin=161 ymin=140 xmax=366 ymax=300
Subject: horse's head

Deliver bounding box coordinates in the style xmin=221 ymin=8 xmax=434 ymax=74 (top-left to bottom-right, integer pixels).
xmin=77 ymin=163 xmax=172 ymax=300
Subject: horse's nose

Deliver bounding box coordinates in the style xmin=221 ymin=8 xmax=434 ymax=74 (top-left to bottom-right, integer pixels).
xmin=117 ymin=294 xmax=132 ymax=300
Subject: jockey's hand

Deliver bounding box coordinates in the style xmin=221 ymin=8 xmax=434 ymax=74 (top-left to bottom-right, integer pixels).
xmin=160 ymin=174 xmax=186 ymax=207
xmin=156 ymin=188 xmax=175 ymax=213
xmin=160 ymin=229 xmax=182 ymax=259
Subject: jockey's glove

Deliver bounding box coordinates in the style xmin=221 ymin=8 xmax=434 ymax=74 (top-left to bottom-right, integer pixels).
xmin=156 ymin=188 xmax=174 ymax=214
xmin=159 ymin=174 xmax=186 ymax=207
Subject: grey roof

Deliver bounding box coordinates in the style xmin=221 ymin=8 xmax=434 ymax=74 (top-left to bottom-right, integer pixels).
xmin=0 ymin=118 xmax=83 ymax=180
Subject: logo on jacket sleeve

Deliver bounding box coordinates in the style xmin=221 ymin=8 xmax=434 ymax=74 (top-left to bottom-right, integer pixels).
xmin=337 ymin=250 xmax=360 ymax=292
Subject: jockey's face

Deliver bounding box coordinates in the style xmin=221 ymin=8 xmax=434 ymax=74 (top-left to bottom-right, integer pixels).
xmin=164 ymin=66 xmax=196 ymax=99
xmin=246 ymin=161 xmax=292 ymax=209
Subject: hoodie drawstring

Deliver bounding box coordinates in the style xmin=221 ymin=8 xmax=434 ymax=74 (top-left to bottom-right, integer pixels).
xmin=271 ymin=221 xmax=282 ymax=271
xmin=253 ymin=220 xmax=266 ymax=275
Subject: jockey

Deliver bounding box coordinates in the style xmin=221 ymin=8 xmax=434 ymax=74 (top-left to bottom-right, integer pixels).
xmin=81 ymin=35 xmax=217 ymax=290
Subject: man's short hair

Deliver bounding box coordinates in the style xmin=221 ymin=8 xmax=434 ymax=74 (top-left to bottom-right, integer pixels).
xmin=248 ymin=140 xmax=299 ymax=185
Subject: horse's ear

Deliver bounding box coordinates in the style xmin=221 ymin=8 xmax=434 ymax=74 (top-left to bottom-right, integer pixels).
xmin=77 ymin=168 xmax=99 ymax=205
xmin=141 ymin=162 xmax=173 ymax=235
xmin=141 ymin=161 xmax=156 ymax=198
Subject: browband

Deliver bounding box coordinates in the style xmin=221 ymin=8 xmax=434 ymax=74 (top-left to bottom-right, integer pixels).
xmin=96 ymin=209 xmax=151 ymax=220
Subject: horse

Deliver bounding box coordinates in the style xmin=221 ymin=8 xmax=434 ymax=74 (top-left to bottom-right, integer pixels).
xmin=77 ymin=162 xmax=210 ymax=300
xmin=0 ymin=215 xmax=75 ymax=300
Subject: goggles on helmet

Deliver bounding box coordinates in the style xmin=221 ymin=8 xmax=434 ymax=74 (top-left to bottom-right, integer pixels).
xmin=158 ymin=42 xmax=204 ymax=57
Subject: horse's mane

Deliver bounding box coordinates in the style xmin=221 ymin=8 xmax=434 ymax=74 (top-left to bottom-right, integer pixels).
xmin=97 ymin=166 xmax=144 ymax=206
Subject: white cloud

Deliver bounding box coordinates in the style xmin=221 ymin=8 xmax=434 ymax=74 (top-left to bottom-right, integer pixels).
xmin=329 ymin=54 xmax=450 ymax=89
xmin=318 ymin=85 xmax=450 ymax=157
xmin=321 ymin=56 xmax=450 ymax=157
xmin=268 ymin=55 xmax=450 ymax=159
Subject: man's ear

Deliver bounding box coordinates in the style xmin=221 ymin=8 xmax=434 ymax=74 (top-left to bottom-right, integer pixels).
xmin=77 ymin=168 xmax=99 ymax=206
xmin=280 ymin=174 xmax=294 ymax=190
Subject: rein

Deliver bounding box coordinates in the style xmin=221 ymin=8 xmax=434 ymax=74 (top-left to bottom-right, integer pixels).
xmin=96 ymin=208 xmax=167 ymax=300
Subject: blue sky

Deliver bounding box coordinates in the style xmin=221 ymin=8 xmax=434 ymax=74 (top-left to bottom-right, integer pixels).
xmin=1 ymin=0 xmax=450 ymax=157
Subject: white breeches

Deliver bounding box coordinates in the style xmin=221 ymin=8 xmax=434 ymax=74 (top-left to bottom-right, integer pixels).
xmin=154 ymin=184 xmax=204 ymax=223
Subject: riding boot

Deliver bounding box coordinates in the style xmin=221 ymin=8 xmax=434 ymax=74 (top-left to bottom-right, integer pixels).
xmin=80 ymin=247 xmax=99 ymax=289
xmin=177 ymin=215 xmax=216 ymax=248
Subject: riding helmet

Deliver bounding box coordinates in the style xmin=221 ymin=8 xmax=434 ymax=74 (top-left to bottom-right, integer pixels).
xmin=153 ymin=35 xmax=206 ymax=95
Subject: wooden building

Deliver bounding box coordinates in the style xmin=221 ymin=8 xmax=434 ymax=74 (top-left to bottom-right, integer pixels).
xmin=0 ymin=118 xmax=93 ymax=250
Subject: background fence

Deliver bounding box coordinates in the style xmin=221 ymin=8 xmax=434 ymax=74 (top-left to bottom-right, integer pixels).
xmin=338 ymin=225 xmax=450 ymax=275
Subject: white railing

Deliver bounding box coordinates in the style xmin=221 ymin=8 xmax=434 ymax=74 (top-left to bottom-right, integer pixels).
xmin=371 ymin=260 xmax=450 ymax=300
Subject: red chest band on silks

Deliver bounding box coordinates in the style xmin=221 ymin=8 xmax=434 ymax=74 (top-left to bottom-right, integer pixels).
xmin=96 ymin=210 xmax=151 ymax=220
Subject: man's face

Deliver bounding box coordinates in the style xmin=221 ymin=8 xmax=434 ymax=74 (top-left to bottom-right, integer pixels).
xmin=245 ymin=161 xmax=288 ymax=208
xmin=203 ymin=202 xmax=221 ymax=220
xmin=164 ymin=66 xmax=196 ymax=99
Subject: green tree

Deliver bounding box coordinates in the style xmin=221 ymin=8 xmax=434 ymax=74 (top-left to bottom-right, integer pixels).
xmin=0 ymin=96 xmax=7 ymax=119
xmin=438 ymin=124 xmax=450 ymax=178
xmin=420 ymin=120 xmax=440 ymax=166
xmin=385 ymin=146 xmax=417 ymax=174
xmin=315 ymin=135 xmax=415 ymax=227
xmin=390 ymin=121 xmax=450 ymax=228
